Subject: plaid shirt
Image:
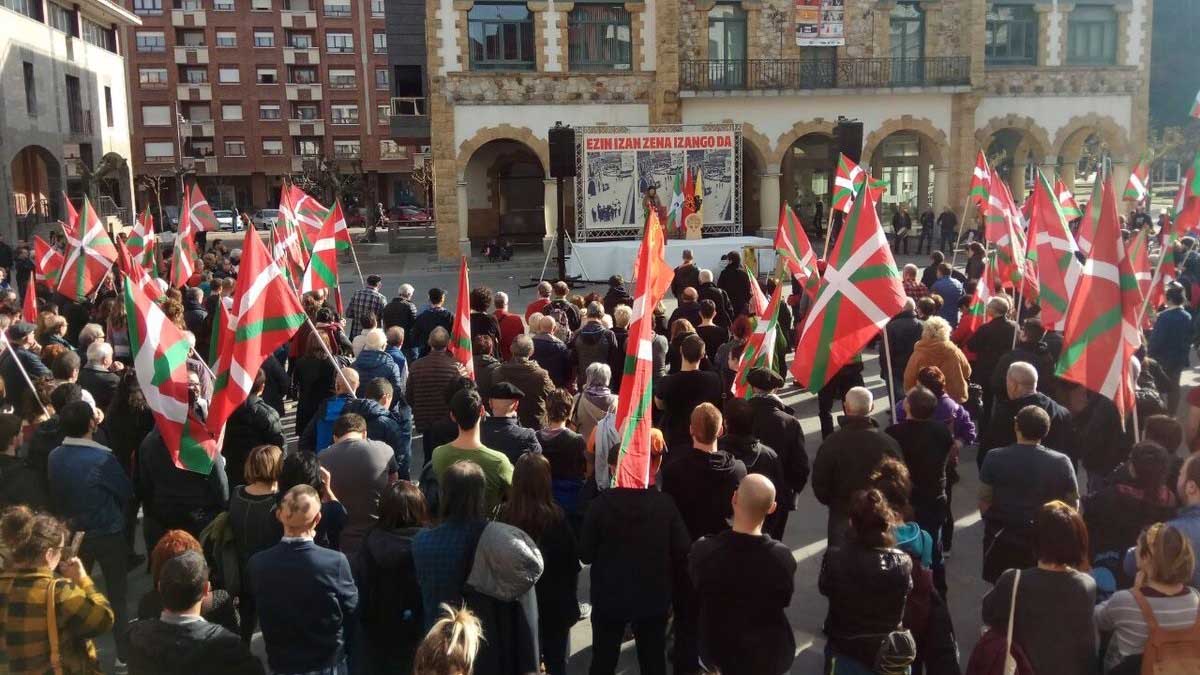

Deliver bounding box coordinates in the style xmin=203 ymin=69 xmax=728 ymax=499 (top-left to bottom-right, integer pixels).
xmin=903 ymin=279 xmax=928 ymax=299
xmin=0 ymin=568 xmax=113 ymax=675
xmin=346 ymin=287 xmax=386 ymax=334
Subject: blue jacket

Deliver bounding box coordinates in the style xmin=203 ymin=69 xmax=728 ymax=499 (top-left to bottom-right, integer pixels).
xmin=249 ymin=538 xmax=359 ymax=674
xmin=342 ymin=397 xmax=412 ymax=479
xmin=353 ymin=350 xmax=404 ymax=404
xmin=930 ymin=276 xmax=964 ymax=327
xmin=385 ymin=345 xmax=409 ymax=393
xmin=47 ymin=438 xmax=133 ymax=536
xmin=1148 ymin=305 xmax=1193 ymax=373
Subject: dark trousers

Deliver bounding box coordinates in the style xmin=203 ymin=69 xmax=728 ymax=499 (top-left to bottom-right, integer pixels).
xmin=765 ymin=508 xmax=790 ymax=543
xmin=817 ymin=386 xmax=845 ymax=439
xmin=942 ymin=482 xmax=956 ymax=552
xmin=941 ymin=231 xmax=957 ymax=254
xmin=917 ymin=227 xmax=934 ymax=255
xmin=1165 ymin=366 xmax=1183 ymax=415
xmin=80 ymin=532 xmax=129 ymax=660
xmin=672 ymin=582 xmax=700 ymax=675
xmin=894 ymin=230 xmax=910 ymax=254
xmin=541 ymin=620 xmax=571 ymax=675
xmin=982 ymin=519 xmax=1036 ymax=584
xmin=914 ymin=500 xmax=948 ymax=597
xmin=589 ymin=614 xmax=668 ymax=675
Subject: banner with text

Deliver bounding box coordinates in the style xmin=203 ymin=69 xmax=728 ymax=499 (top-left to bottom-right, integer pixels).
xmin=796 ymin=0 xmax=845 ymax=47
xmin=581 ymin=129 xmax=738 ymax=236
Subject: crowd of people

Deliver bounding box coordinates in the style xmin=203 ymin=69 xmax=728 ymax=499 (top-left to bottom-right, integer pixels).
xmin=3 ymin=226 xmax=1200 ymax=675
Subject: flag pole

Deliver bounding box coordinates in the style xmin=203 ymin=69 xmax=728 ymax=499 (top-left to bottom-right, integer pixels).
xmin=346 ymin=236 xmax=366 ymax=286
xmin=821 ymin=208 xmax=836 ymax=260
xmin=880 ymin=326 xmax=899 ymax=426
xmin=1011 ymin=272 xmax=1026 ymax=350
xmin=949 ymin=187 xmax=975 ymax=270
xmin=1135 ymin=243 xmax=1172 ymax=328
xmin=303 ymin=315 xmax=357 ymax=394
xmin=0 ymin=334 xmax=50 ymax=418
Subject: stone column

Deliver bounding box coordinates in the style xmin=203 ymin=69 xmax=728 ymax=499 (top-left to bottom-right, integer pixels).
xmin=1009 ymin=159 xmax=1027 ymax=203
xmin=759 ymin=167 xmax=781 ymax=241
xmin=543 ymin=178 xmax=558 ymax=253
xmin=932 ymin=166 xmax=950 ymax=211
xmin=456 ymin=179 xmax=470 ymax=256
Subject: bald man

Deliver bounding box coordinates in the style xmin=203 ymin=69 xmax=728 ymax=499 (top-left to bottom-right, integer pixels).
xmin=978 ymin=361 xmax=1073 ymax=469
xmin=689 ymin=475 xmax=797 ymax=675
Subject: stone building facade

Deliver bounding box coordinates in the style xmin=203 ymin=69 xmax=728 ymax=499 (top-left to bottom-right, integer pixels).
xmin=425 ymin=0 xmax=1152 ymax=259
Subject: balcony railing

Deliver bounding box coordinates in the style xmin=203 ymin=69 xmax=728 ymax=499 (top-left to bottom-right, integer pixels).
xmin=679 ymin=56 xmax=971 ymax=92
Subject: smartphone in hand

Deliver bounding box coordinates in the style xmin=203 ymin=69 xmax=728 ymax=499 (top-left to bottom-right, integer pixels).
xmin=64 ymin=531 xmax=84 ymax=560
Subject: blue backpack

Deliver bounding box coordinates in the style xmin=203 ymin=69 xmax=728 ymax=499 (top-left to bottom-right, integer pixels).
xmin=315 ymin=396 xmax=350 ymax=453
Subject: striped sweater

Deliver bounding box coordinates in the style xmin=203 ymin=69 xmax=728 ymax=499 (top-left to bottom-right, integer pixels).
xmin=1095 ymin=587 xmax=1200 ymax=671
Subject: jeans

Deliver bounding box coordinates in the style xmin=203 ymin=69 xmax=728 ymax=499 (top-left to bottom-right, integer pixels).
xmin=589 ymin=614 xmax=667 ymax=675
xmin=80 ymin=531 xmax=129 ymax=661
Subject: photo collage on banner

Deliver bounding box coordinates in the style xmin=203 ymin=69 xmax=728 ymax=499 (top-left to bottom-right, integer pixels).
xmin=796 ymin=0 xmax=845 ymax=47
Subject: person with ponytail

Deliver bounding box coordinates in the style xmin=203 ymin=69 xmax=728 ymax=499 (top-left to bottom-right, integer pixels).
xmin=0 ymin=505 xmax=115 ymax=674
xmin=412 ymin=604 xmax=483 ymax=675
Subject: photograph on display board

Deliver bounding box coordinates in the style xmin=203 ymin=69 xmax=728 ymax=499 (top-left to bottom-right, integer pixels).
xmin=585 ymin=151 xmax=637 ymax=228
xmin=637 ymin=150 xmax=678 ymax=225
xmin=796 ymin=0 xmax=845 ymax=46
xmin=688 ymin=148 xmax=735 ymax=223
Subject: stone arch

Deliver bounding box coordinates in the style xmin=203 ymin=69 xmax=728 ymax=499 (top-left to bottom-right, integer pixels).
xmin=1054 ymin=114 xmax=1133 ymax=191
xmin=9 ymin=145 xmax=62 ymax=240
xmin=770 ymin=118 xmax=836 ymax=167
xmin=455 ymin=124 xmax=551 ymax=180
xmin=460 ymin=135 xmax=547 ymax=243
xmin=861 ymin=115 xmax=950 ymax=169
xmin=974 ymin=115 xmax=1053 ymax=162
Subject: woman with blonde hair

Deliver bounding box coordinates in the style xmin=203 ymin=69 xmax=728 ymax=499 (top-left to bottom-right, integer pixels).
xmin=413 ymin=604 xmax=483 ymax=675
xmin=902 ymin=316 xmax=972 ymax=403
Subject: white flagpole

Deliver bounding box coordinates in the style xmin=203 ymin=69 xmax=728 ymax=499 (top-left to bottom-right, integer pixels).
xmin=881 ymin=326 xmax=899 ymax=426
xmin=346 ymin=237 xmax=366 ymax=286
xmin=1135 ymin=243 xmax=1172 ymax=329
xmin=0 ymin=334 xmax=50 ymax=418
xmin=821 ymin=207 xmax=836 ymax=259
xmin=949 ymin=188 xmax=975 ymax=269
xmin=303 ymin=315 xmax=357 ymax=394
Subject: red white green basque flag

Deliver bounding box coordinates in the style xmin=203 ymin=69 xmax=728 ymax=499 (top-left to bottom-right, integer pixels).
xmin=1076 ymin=173 xmax=1105 ymax=258
xmin=207 ymin=225 xmax=307 ymax=437
xmin=1123 ymin=154 xmax=1151 ymax=202
xmin=790 ymin=174 xmax=906 ymax=391
xmin=169 ymin=225 xmax=198 ymax=289
xmin=125 ymin=261 xmax=218 ymax=474
xmin=1173 ymin=151 xmax=1200 ymax=238
xmin=61 ymin=192 xmax=79 ymax=245
xmin=34 ymin=235 xmax=63 ymax=291
xmin=449 ymin=256 xmax=474 ymax=379
xmin=832 ymin=154 xmax=866 ymax=214
xmin=187 ymin=183 xmax=221 ymax=232
xmin=1055 ymin=177 xmax=1083 ymax=220
xmin=1126 ymin=227 xmax=1153 ymax=326
xmin=614 ymin=211 xmax=673 ymax=489
xmin=733 ymin=277 xmax=785 ymax=399
xmin=127 ymin=208 xmax=156 ymax=261
xmin=775 ymin=203 xmax=820 ymax=302
xmin=969 ymin=151 xmax=992 ymax=210
xmin=986 ymin=170 xmax=1034 ymax=292
xmin=960 ymin=255 xmax=993 ymax=337
xmin=1025 ymin=169 xmax=1082 ymax=331
xmin=286 ymin=185 xmax=347 ymax=251
xmin=57 ymin=196 xmax=117 ymax=301
xmin=116 ymin=238 xmax=163 ymax=303
xmin=301 ymin=200 xmax=343 ymax=296
xmin=1056 ymin=175 xmax=1141 ymax=419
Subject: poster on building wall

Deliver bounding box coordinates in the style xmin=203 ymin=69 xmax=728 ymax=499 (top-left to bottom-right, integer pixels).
xmin=578 ymin=129 xmax=739 ymax=238
xmin=796 ymin=0 xmax=845 ymax=47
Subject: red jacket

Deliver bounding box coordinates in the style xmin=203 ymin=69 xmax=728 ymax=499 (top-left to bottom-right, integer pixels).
xmin=494 ymin=309 xmax=526 ymax=360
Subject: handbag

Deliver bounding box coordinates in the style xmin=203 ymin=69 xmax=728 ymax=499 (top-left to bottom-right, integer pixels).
xmin=1004 ymin=569 xmax=1021 ymax=675
xmin=46 ymin=577 xmax=63 ymax=675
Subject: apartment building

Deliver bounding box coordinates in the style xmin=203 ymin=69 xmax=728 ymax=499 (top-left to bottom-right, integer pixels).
xmin=423 ymin=0 xmax=1152 ymax=260
xmin=0 ymin=0 xmax=140 ymax=240
xmin=125 ymin=0 xmax=416 ymax=211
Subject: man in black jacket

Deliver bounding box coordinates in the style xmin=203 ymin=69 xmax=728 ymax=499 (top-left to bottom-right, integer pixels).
xmin=408 ymin=288 xmax=452 ymax=358
xmin=667 ymin=287 xmax=703 ymax=329
xmin=672 ymin=249 xmax=701 ymax=298
xmin=697 ymin=268 xmax=735 ymax=328
xmin=979 ymin=361 xmax=1074 ymax=468
xmin=128 ymin=551 xmax=264 ymax=675
xmin=602 ymin=275 xmax=633 ymax=316
xmin=811 ymin=386 xmax=902 ymax=545
xmin=884 ymin=298 xmax=923 ymax=403
xmin=690 ymin=474 xmax=796 ymax=675
xmin=989 ymin=317 xmax=1057 ymax=403
xmin=381 ymin=283 xmax=418 ymax=358
xmin=79 ymin=341 xmax=121 ymax=413
xmin=0 ymin=321 xmax=50 ymax=410
xmin=342 ymin=377 xmax=413 ymax=479
xmin=182 ymin=287 xmax=208 ymax=336
xmin=479 ymin=382 xmax=541 ymax=463
xmin=718 ymin=398 xmax=785 ymax=539
xmin=966 ymin=295 xmax=1016 ymax=430
xmin=746 ymin=367 xmax=809 ymax=540
xmin=222 ymin=370 xmax=286 ymax=487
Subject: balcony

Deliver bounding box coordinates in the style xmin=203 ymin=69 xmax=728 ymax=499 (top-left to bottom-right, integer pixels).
xmin=177 ymin=84 xmax=213 ymax=101
xmin=285 ymin=83 xmax=323 ymax=100
xmin=189 ymin=121 xmax=216 ymax=137
xmin=170 ymin=9 xmax=206 ymax=26
xmin=289 ymin=119 xmax=325 ymax=135
xmin=182 ymin=157 xmax=219 ymax=174
xmin=291 ymin=156 xmax=320 ymax=172
xmin=679 ymin=56 xmax=971 ymax=94
xmin=280 ymin=10 xmax=316 ymax=28
xmin=174 ymin=46 xmax=210 ymax=65
xmin=390 ymin=97 xmax=426 ymax=117
xmin=283 ymin=47 xmax=320 ymax=65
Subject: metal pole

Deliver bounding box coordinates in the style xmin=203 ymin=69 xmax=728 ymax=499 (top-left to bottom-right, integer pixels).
xmin=303 ymin=315 xmax=357 ymax=394
xmin=949 ymin=187 xmax=975 ymax=269
xmin=880 ymin=326 xmax=899 ymax=426
xmin=556 ymin=175 xmax=567 ymax=282
xmin=821 ymin=208 xmax=837 ymax=259
xmin=0 ymin=334 xmax=50 ymax=418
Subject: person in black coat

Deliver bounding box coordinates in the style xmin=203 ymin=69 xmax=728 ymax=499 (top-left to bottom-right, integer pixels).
xmin=293 ymin=332 xmax=338 ymax=437
xmin=258 ymin=350 xmax=289 ymax=417
xmin=128 ymin=551 xmax=264 ymax=675
xmin=667 ymin=287 xmax=703 ymax=331
xmin=885 ymin=299 xmax=924 ymax=402
xmin=479 ymin=382 xmax=542 ymax=464
xmin=602 ymin=275 xmax=633 ymax=317
xmin=989 ymin=317 xmax=1057 ymax=404
xmin=341 ymin=379 xmax=413 ymax=480
xmin=137 ymin=424 xmax=229 ymax=551
xmin=718 ymin=398 xmax=786 ymax=540
xmin=690 ymin=474 xmax=796 ymax=675
xmin=78 ymin=342 xmax=121 ymax=413
xmin=222 ymin=370 xmax=287 ymax=488
xmin=468 ymin=286 xmax=501 ymax=356
xmin=979 ymin=361 xmax=1074 ymax=468
xmin=409 ymin=289 xmax=453 ymax=358
xmin=182 ymin=287 xmax=208 ymax=337
xmin=697 ymin=270 xmax=735 ymax=328
xmin=381 ymin=285 xmax=419 ymax=357
xmin=0 ymin=322 xmax=50 ymax=410
xmin=672 ymin=250 xmax=701 ymax=299
xmin=965 ymin=296 xmax=1017 ymax=430
xmin=717 ymin=251 xmax=753 ymax=317
xmin=745 ymin=368 xmax=810 ymax=541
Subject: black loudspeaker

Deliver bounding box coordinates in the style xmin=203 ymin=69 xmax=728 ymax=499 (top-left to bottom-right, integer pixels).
xmin=834 ymin=121 xmax=864 ymax=164
xmin=549 ymin=125 xmax=577 ymax=178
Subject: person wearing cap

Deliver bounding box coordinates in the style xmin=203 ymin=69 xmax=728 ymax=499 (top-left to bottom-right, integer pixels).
xmin=0 ymin=321 xmax=51 ymax=410
xmin=744 ymin=367 xmax=809 ymax=539
xmin=347 ymin=274 xmax=387 ymax=339
xmin=480 ymin=381 xmax=542 ymax=463
xmin=672 ymin=249 xmax=701 ymax=299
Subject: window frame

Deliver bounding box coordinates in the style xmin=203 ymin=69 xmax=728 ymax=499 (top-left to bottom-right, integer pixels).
xmin=290 ymin=66 xmax=319 ymax=84
xmin=330 ymin=103 xmax=359 ymax=125
xmin=375 ymin=67 xmax=390 ymax=90
xmin=1066 ymin=4 xmax=1118 ymax=65
xmin=261 ymin=138 xmax=284 ymax=155
xmin=253 ymin=29 xmax=276 ymax=48
xmin=142 ymin=105 xmax=172 ymax=127
xmin=325 ymin=31 xmax=354 ymax=53
xmin=329 ymin=68 xmax=357 ymax=88
xmin=256 ymin=67 xmax=279 ymax=84
xmin=213 ymin=0 xmax=234 ymax=10
xmin=47 ymin=3 xmax=76 ymax=34
xmin=215 ymin=31 xmax=237 ymax=47
xmin=144 ymin=141 xmax=176 ymax=163
xmin=132 ymin=0 xmax=162 ymax=15
xmin=251 ymin=0 xmax=271 ymax=10
xmin=221 ymin=103 xmax=244 ymax=120
xmin=224 ymin=139 xmax=247 ymax=157
xmin=567 ymin=3 xmax=632 ymax=71
xmin=139 ymin=66 xmax=170 ymax=87
xmin=136 ymin=31 xmax=167 ymax=53
xmin=468 ymin=3 xmax=536 ymax=71
xmin=323 ymin=0 xmax=350 ymax=17
xmin=181 ymin=66 xmax=209 ymax=83
xmin=370 ymin=0 xmax=383 ymax=17
xmin=259 ymin=103 xmax=282 ymax=120
xmin=295 ymin=137 xmax=323 ymax=156
xmin=333 ymin=138 xmax=361 ymax=159
xmin=373 ymin=31 xmax=387 ymax=53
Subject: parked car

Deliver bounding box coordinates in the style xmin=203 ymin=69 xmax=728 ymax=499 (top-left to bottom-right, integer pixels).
xmin=151 ymin=205 xmax=180 ymax=232
xmin=387 ymin=205 xmax=432 ymax=223
xmin=252 ymin=209 xmax=281 ymax=230
xmin=346 ymin=208 xmax=367 ymax=228
xmin=214 ymin=209 xmax=239 ymax=231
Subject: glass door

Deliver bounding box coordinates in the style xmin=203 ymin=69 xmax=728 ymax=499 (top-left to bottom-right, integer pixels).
xmin=708 ymin=4 xmax=747 ymax=89
xmin=889 ymin=2 xmax=924 ymax=85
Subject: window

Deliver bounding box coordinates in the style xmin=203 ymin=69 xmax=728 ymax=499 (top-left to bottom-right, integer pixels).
xmin=371 ymin=0 xmax=383 ymax=17
xmin=145 ymin=141 xmax=175 ymax=162
xmin=262 ymin=139 xmax=284 ymax=155
xmin=254 ymin=29 xmax=275 ymax=47
xmin=221 ymin=103 xmax=243 ymax=120
xmin=468 ymin=4 xmax=535 ymax=70
xmin=179 ymin=30 xmax=205 ymax=47
xmin=214 ymin=0 xmax=234 ymax=9
xmin=706 ymin=4 xmax=746 ymax=86
xmin=104 ymin=87 xmax=113 ymax=127
xmin=326 ymin=31 xmax=353 ymax=52
xmin=373 ymin=31 xmax=386 ymax=53
xmin=1067 ymin=5 xmax=1117 ymax=65
xmin=331 ymin=104 xmax=358 ymax=124
xmin=568 ymin=5 xmax=631 ymax=70
xmin=139 ymin=66 xmax=169 ymax=87
xmin=380 ymin=140 xmax=408 ymax=158
xmin=215 ymin=31 xmax=236 ymax=47
xmin=287 ymin=31 xmax=314 ymax=48
xmin=291 ymin=66 xmax=319 ymax=83
xmin=292 ymin=103 xmax=319 ymax=119
xmin=257 ymin=67 xmax=278 ymax=84
xmin=181 ymin=66 xmax=208 ymax=83
xmin=259 ymin=103 xmax=282 ymax=119
xmin=295 ymin=137 xmax=322 ymax=155
xmin=251 ymin=0 xmax=270 ymax=9
xmin=65 ymin=75 xmax=84 ymax=133
xmin=136 ymin=31 xmax=166 ymax=52
xmin=377 ymin=104 xmax=390 ymax=122
xmin=22 ymin=62 xmax=35 ymax=115
xmin=224 ymin=139 xmax=246 ymax=156
xmin=1 ymin=0 xmax=41 ymax=20
xmin=889 ymin=2 xmax=925 ymax=84
xmin=323 ymin=0 xmax=349 ymax=16
xmin=48 ymin=3 xmax=75 ymax=34
xmin=333 ymin=139 xmax=361 ymax=158
xmin=133 ymin=0 xmax=162 ymax=15
xmin=375 ymin=67 xmax=390 ymax=89
xmin=187 ymin=139 xmax=214 ymax=158
xmin=284 ymin=0 xmax=310 ymax=9
xmin=182 ymin=103 xmax=211 ymax=122
xmin=329 ymin=68 xmax=356 ymax=88
xmin=985 ymin=4 xmax=1037 ymax=66
xmin=82 ymin=19 xmax=115 ymax=50
xmin=142 ymin=106 xmax=171 ymax=126
xmin=218 ymin=66 xmax=240 ymax=83
xmin=178 ymin=0 xmax=201 ymax=10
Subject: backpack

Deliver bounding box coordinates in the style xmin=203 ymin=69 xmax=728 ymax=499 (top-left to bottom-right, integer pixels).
xmin=315 ymin=396 xmax=350 ymax=452
xmin=1132 ymin=588 xmax=1200 ymax=675
xmin=964 ymin=569 xmax=1035 ymax=675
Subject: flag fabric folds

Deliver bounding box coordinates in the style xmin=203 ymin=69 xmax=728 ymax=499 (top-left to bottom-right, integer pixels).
xmin=969 ymin=151 xmax=992 ymax=210
xmin=57 ymin=197 xmax=117 ymax=301
xmin=187 ymin=183 xmax=220 ymax=232
xmin=1025 ymin=169 xmax=1083 ymax=331
xmin=33 ymin=236 xmax=63 ymax=290
xmin=301 ymin=200 xmax=343 ymax=297
xmin=1055 ymin=178 xmax=1083 ymax=220
xmin=1123 ymin=154 xmax=1151 ymax=202
xmin=449 ymin=256 xmax=475 ymax=379
xmin=732 ymin=279 xmax=785 ymax=399
xmin=22 ymin=273 xmax=37 ymax=323
xmin=958 ymin=256 xmax=993 ymax=338
xmin=1076 ymin=174 xmax=1106 ymax=258
xmin=775 ymin=204 xmax=821 ymax=302
xmin=666 ymin=171 xmax=685 ymax=232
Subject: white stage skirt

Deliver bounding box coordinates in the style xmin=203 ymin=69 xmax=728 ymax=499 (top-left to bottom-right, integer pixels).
xmin=567 ymin=236 xmax=775 ymax=281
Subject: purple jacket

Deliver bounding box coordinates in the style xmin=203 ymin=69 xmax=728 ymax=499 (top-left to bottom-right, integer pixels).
xmin=896 ymin=393 xmax=977 ymax=445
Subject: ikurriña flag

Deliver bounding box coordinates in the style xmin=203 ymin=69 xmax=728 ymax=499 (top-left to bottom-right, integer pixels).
xmin=33 ymin=236 xmax=63 ymax=290
xmin=57 ymin=196 xmax=117 ymax=301
xmin=449 ymin=255 xmax=474 ymax=379
xmin=1025 ymin=169 xmax=1082 ymax=331
xmin=732 ymin=277 xmax=785 ymax=399
xmin=775 ymin=204 xmax=820 ymax=302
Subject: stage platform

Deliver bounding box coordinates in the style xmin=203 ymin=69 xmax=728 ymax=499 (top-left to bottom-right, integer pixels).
xmin=567 ymin=236 xmax=775 ymax=281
